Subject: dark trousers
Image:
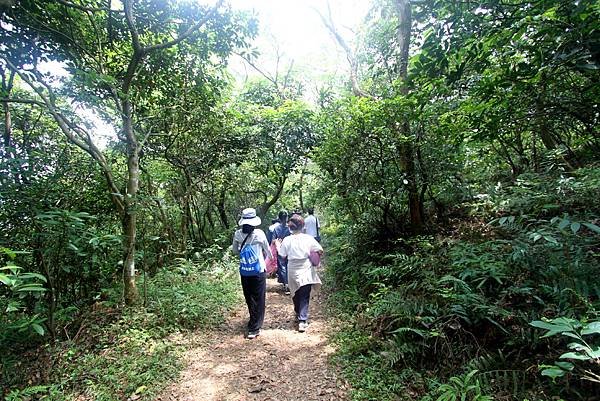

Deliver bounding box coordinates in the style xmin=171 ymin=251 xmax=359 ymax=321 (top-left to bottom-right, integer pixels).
xmin=293 ymin=284 xmax=312 ymax=321
xmin=276 ymin=255 xmax=288 ymax=285
xmin=241 ymin=273 xmax=266 ymax=332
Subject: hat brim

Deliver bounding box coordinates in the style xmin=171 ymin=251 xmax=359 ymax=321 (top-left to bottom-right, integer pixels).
xmin=238 ymin=216 xmax=261 ymax=226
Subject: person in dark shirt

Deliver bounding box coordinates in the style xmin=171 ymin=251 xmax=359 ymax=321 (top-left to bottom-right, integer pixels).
xmin=267 ymin=218 xmax=279 ymax=245
xmin=272 ymin=210 xmax=291 ymax=294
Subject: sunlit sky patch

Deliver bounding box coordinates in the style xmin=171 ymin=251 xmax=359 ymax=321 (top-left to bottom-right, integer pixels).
xmin=38 ymin=0 xmax=369 ymax=146
xmin=228 ymin=0 xmax=368 ymax=82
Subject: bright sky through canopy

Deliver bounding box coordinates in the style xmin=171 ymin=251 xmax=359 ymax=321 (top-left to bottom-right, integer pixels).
xmin=39 ymin=0 xmax=369 ymax=147
xmin=228 ymin=0 xmax=369 ymax=81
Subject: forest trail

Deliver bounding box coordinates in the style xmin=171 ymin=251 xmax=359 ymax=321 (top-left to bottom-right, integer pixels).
xmin=158 ymin=273 xmax=349 ymax=401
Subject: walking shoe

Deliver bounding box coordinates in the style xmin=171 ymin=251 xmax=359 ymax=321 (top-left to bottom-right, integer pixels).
xmin=298 ymin=321 xmax=308 ymax=333
xmin=247 ymin=330 xmax=260 ymax=339
xmin=284 ymin=285 xmax=291 ymax=295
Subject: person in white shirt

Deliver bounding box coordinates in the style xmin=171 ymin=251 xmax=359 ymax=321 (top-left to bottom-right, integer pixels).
xmin=303 ymin=208 xmax=320 ymax=242
xmin=278 ymin=214 xmax=323 ymax=332
xmin=232 ymin=208 xmax=272 ymax=339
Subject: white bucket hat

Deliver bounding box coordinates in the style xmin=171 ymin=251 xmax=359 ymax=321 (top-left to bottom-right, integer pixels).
xmin=238 ymin=208 xmax=261 ymax=226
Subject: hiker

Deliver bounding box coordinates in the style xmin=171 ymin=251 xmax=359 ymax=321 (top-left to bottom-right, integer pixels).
xmin=304 ymin=208 xmax=321 ymax=242
xmin=278 ymin=214 xmax=323 ymax=332
xmin=272 ymin=210 xmax=291 ymax=294
xmin=265 ymin=219 xmax=279 ymax=276
xmin=267 ymin=218 xmax=279 ymax=244
xmin=232 ymin=208 xmax=272 ymax=339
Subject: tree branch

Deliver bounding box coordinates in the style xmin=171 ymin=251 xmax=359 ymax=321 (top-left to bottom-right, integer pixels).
xmin=235 ymin=52 xmax=278 ymax=87
xmin=50 ymin=0 xmax=124 ymax=13
xmin=0 ymin=98 xmax=45 ymax=107
xmin=144 ymin=0 xmax=225 ymax=52
xmin=315 ymin=2 xmax=370 ymax=98
xmin=3 ymin=59 xmax=126 ymax=213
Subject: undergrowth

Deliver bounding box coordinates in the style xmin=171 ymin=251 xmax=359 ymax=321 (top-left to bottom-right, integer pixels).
xmin=324 ymin=167 xmax=600 ymax=401
xmin=2 ymin=252 xmax=241 ymax=401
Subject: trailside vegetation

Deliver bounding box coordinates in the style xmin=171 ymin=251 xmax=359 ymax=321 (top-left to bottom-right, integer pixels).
xmin=1 ymin=0 xmax=599 ymax=400
xmin=317 ymin=0 xmax=600 ymax=400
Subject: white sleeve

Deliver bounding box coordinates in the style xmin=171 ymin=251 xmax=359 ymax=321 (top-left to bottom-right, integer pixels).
xmin=279 ymin=237 xmax=289 ymax=257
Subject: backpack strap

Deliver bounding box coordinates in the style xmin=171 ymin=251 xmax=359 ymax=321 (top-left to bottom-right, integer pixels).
xmin=239 ymin=232 xmax=252 ymax=251
xmin=316 ymin=217 xmax=320 ymax=237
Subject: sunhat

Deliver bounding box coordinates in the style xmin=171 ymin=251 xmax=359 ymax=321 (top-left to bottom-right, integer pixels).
xmin=238 ymin=208 xmax=261 ymax=226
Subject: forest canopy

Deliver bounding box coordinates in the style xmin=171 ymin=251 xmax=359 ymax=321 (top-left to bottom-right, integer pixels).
xmin=1 ymin=0 xmax=599 ymax=400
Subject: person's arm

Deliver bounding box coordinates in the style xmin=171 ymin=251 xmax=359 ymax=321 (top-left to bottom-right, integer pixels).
xmin=278 ymin=237 xmax=288 ymax=258
xmin=232 ymin=233 xmax=240 ymax=255
xmin=260 ymin=232 xmax=272 ymax=259
xmin=309 ymin=237 xmax=323 ymax=254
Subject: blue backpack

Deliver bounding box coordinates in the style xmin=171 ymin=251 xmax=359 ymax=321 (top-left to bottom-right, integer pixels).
xmin=239 ymin=234 xmax=261 ymax=276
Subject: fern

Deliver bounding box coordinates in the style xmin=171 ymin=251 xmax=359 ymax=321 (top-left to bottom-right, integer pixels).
xmin=464 ymin=352 xmax=529 ymax=397
xmin=6 ymin=385 xmax=51 ymax=401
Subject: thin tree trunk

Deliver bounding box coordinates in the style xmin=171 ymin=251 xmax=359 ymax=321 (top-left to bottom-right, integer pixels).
xmin=121 ymin=99 xmax=139 ymax=305
xmin=35 ymin=245 xmax=56 ymax=340
xmin=394 ymin=0 xmax=423 ymax=234
xmin=298 ymin=158 xmax=307 ymax=211
xmin=217 ymin=186 xmax=229 ymax=229
xmin=1 ymin=69 xmax=17 ymax=184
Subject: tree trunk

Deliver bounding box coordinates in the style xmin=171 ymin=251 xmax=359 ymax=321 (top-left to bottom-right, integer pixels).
xmin=258 ymin=176 xmax=286 ymax=219
xmin=122 ymin=100 xmax=139 ymax=305
xmin=394 ymin=0 xmax=424 ymax=234
xmin=1 ymin=69 xmax=17 ymax=184
xmin=298 ymin=158 xmax=307 ymax=211
xmin=35 ymin=244 xmax=56 ymax=340
xmin=217 ymin=186 xmax=229 ymax=229
xmin=536 ymin=74 xmax=557 ymax=150
xmin=398 ymin=140 xmax=423 ymax=233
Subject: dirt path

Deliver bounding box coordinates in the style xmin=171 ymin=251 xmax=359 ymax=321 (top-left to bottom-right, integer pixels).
xmin=158 ymin=273 xmax=349 ymax=401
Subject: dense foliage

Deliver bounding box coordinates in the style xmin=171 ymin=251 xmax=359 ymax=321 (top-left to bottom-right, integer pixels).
xmin=315 ymin=0 xmax=600 ymax=400
xmin=1 ymin=0 xmax=599 ymax=399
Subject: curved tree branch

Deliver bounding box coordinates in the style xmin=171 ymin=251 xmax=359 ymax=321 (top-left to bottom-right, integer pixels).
xmin=3 ymin=59 xmax=125 ymax=214
xmin=315 ymin=2 xmax=370 ymax=98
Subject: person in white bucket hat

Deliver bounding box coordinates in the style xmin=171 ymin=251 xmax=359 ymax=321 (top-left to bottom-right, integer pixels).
xmin=232 ymin=208 xmax=272 ymax=339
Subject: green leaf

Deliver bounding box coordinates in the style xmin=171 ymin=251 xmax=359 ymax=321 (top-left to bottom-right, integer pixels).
xmin=31 ymin=323 xmax=45 ymax=336
xmin=530 ymin=319 xmax=575 ymax=336
xmin=541 ymin=367 xmax=566 ymax=378
xmin=558 ymin=219 xmax=570 ymax=230
xmin=554 ymin=361 xmax=574 ymax=371
xmin=19 ymin=273 xmax=47 ymax=283
xmin=570 ymin=222 xmax=581 ymax=234
xmin=583 ymin=223 xmax=600 ymax=234
xmin=6 ymin=301 xmax=21 ymax=312
xmin=0 ymin=265 xmax=22 ymax=272
xmin=560 ymin=352 xmax=589 ymax=361
xmin=585 ymin=347 xmax=600 ymax=359
xmin=0 ymin=273 xmax=13 ymax=286
xmin=16 ymin=286 xmax=47 ymax=292
xmin=581 ymin=322 xmax=600 ymax=336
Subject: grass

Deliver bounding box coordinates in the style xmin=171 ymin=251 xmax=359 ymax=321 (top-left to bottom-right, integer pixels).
xmin=3 ymin=256 xmax=242 ymax=401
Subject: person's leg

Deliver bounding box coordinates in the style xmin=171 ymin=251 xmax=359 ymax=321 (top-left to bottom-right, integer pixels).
xmin=240 ymin=275 xmax=257 ymax=331
xmin=293 ymin=284 xmax=312 ymax=321
xmin=276 ymin=255 xmax=288 ymax=285
xmin=276 ymin=256 xmax=283 ymax=283
xmin=292 ymin=290 xmax=300 ymax=318
xmin=245 ymin=274 xmax=266 ymax=332
xmin=253 ymin=273 xmax=266 ymax=330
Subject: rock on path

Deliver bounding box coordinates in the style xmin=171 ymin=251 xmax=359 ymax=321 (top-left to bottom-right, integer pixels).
xmin=158 ymin=275 xmax=349 ymax=401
